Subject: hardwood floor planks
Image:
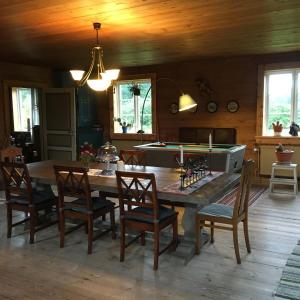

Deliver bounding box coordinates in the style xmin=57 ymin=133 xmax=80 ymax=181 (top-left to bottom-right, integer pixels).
xmin=0 ymin=189 xmax=299 ymax=299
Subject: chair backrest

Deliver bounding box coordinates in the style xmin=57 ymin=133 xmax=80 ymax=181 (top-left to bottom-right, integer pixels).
xmin=233 ymin=159 xmax=255 ymax=218
xmin=53 ymin=165 xmax=92 ymax=210
xmin=0 ymin=161 xmax=33 ymax=203
xmin=0 ymin=147 xmax=23 ymax=162
xmin=119 ymin=150 xmax=146 ymax=166
xmin=115 ymin=171 xmax=159 ymax=221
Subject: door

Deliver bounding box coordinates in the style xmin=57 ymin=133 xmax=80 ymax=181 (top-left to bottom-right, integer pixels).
xmin=42 ymin=88 xmax=76 ymax=160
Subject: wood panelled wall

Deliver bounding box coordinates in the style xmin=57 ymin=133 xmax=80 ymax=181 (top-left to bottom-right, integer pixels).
xmin=0 ymin=62 xmax=53 ymax=148
xmin=99 ymin=51 xmax=300 ymax=160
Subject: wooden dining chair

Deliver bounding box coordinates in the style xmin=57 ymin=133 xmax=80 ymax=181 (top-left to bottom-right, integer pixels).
xmin=195 ymin=159 xmax=255 ymax=264
xmin=0 ymin=161 xmax=58 ymax=243
xmin=116 ymin=170 xmax=178 ymax=270
xmin=119 ymin=149 xmax=146 ymax=166
xmin=98 ymin=149 xmax=147 ymax=208
xmin=53 ymin=165 xmax=116 ymax=254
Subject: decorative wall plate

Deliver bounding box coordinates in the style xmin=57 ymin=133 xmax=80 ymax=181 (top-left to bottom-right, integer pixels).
xmin=169 ymin=103 xmax=179 ymax=114
xmin=206 ymin=101 xmax=218 ymax=113
xmin=227 ymin=100 xmax=239 ymax=113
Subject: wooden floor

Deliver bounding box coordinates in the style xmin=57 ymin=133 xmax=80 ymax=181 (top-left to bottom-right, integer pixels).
xmin=0 ymin=188 xmax=299 ymax=300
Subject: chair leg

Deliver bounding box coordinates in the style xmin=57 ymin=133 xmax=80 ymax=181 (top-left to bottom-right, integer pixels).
xmin=172 ymin=217 xmax=178 ymax=251
xmin=55 ymin=201 xmax=60 ymax=231
xmin=87 ymin=216 xmax=93 ymax=254
xmin=59 ymin=212 xmax=65 ymax=248
xmin=195 ymin=216 xmax=201 ymax=255
xmin=120 ymin=218 xmax=125 ymax=262
xmin=141 ymin=231 xmax=146 ymax=246
xmin=110 ymin=209 xmax=116 ymax=240
xmin=233 ymin=224 xmax=241 ymax=264
xmin=210 ymin=222 xmax=215 ymax=243
xmin=243 ymin=217 xmax=251 ymax=253
xmin=6 ymin=205 xmax=12 ymax=238
xmin=29 ymin=209 xmax=37 ymax=244
xmin=153 ymin=225 xmax=159 ymax=270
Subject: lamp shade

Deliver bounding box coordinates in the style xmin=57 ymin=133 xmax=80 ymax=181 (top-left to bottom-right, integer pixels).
xmin=70 ymin=70 xmax=85 ymax=81
xmin=178 ymin=94 xmax=197 ymax=111
xmin=87 ymin=79 xmax=111 ymax=91
xmin=101 ymin=69 xmax=120 ymax=81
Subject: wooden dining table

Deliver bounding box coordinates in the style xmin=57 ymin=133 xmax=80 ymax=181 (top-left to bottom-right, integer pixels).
xmin=27 ymin=160 xmax=240 ymax=262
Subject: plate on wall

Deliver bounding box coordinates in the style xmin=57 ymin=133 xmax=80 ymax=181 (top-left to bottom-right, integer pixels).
xmin=206 ymin=101 xmax=218 ymax=113
xmin=227 ymin=100 xmax=239 ymax=113
xmin=169 ymin=103 xmax=179 ymax=114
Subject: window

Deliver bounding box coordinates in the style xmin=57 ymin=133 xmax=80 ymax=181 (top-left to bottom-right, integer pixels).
xmin=263 ymin=68 xmax=300 ymax=135
xmin=112 ymin=75 xmax=155 ymax=136
xmin=11 ymin=87 xmax=40 ymax=132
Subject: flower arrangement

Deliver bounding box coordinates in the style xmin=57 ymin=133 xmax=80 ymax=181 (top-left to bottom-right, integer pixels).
xmin=79 ymin=142 xmax=96 ymax=166
xmin=272 ymin=121 xmax=283 ymax=135
xmin=113 ymin=117 xmax=132 ymax=133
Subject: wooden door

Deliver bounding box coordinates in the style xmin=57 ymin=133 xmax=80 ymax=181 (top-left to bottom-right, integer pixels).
xmin=42 ymin=88 xmax=76 ymax=160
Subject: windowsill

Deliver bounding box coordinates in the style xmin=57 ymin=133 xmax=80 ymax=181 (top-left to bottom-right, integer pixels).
xmin=110 ymin=133 xmax=157 ymax=141
xmin=255 ymin=135 xmax=300 ymax=145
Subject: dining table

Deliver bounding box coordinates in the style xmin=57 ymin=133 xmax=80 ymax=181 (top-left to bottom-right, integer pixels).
xmin=27 ymin=160 xmax=240 ymax=263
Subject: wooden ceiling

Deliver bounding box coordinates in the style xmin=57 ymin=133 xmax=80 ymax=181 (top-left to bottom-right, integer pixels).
xmin=0 ymin=0 xmax=300 ymax=70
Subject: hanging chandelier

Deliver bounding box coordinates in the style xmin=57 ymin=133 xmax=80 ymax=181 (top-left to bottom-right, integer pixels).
xmin=70 ymin=23 xmax=120 ymax=91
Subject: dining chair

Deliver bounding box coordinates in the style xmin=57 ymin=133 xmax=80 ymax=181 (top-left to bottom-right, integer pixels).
xmin=195 ymin=159 xmax=255 ymax=264
xmin=98 ymin=149 xmax=147 ymax=208
xmin=119 ymin=149 xmax=146 ymax=166
xmin=115 ymin=170 xmax=178 ymax=270
xmin=0 ymin=161 xmax=58 ymax=243
xmin=53 ymin=165 xmax=116 ymax=254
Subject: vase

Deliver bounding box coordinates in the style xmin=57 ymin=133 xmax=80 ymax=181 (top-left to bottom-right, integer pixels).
xmin=274 ymin=131 xmax=282 ymax=136
xmin=122 ymin=126 xmax=128 ymax=133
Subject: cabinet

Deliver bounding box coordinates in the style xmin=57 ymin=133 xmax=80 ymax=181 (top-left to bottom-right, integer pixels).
xmin=54 ymin=71 xmax=104 ymax=151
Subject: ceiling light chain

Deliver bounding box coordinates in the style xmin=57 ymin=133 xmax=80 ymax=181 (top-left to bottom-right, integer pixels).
xmin=70 ymin=22 xmax=120 ymax=91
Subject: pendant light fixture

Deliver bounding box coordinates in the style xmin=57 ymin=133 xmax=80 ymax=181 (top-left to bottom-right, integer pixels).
xmin=70 ymin=23 xmax=120 ymax=91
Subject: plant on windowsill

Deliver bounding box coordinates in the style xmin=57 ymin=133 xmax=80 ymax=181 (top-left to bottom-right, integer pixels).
xmin=272 ymin=121 xmax=283 ymax=136
xmin=113 ymin=117 xmax=132 ymax=133
xmin=275 ymin=143 xmax=294 ymax=163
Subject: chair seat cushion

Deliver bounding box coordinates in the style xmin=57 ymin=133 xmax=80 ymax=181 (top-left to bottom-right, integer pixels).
xmin=124 ymin=206 xmax=176 ymax=223
xmin=198 ymin=203 xmax=233 ymax=219
xmin=8 ymin=189 xmax=56 ymax=205
xmin=64 ymin=197 xmax=114 ymax=213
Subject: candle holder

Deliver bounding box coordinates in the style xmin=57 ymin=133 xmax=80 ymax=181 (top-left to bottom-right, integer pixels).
xmin=176 ymin=156 xmax=207 ymax=190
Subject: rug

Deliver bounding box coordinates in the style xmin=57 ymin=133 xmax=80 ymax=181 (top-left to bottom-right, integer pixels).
xmin=275 ymin=240 xmax=300 ymax=299
xmin=217 ymin=184 xmax=267 ymax=207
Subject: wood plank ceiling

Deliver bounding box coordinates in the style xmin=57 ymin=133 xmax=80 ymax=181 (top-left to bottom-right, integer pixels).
xmin=0 ymin=0 xmax=300 ymax=70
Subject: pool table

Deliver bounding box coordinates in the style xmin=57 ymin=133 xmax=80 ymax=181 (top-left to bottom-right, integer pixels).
xmin=134 ymin=142 xmax=246 ymax=172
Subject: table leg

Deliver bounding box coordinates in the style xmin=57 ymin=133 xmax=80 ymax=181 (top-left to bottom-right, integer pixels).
xmin=168 ymin=206 xmax=209 ymax=264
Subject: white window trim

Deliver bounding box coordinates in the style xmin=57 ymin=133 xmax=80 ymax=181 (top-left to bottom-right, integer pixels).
xmin=109 ymin=73 xmax=157 ymax=141
xmin=256 ymin=62 xmax=300 ymax=138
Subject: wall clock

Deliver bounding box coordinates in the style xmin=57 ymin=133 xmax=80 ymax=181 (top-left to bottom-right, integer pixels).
xmin=206 ymin=101 xmax=218 ymax=113
xmin=227 ymin=100 xmax=239 ymax=113
xmin=169 ymin=103 xmax=179 ymax=114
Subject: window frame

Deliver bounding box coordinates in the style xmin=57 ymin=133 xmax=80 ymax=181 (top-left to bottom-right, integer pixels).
xmin=256 ymin=62 xmax=300 ymax=137
xmin=109 ymin=73 xmax=157 ymax=141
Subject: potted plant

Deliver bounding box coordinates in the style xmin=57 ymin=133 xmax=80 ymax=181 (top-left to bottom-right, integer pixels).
xmin=275 ymin=143 xmax=294 ymax=163
xmin=272 ymin=121 xmax=283 ymax=136
xmin=129 ymin=84 xmax=141 ymax=96
xmin=114 ymin=117 xmax=132 ymax=133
